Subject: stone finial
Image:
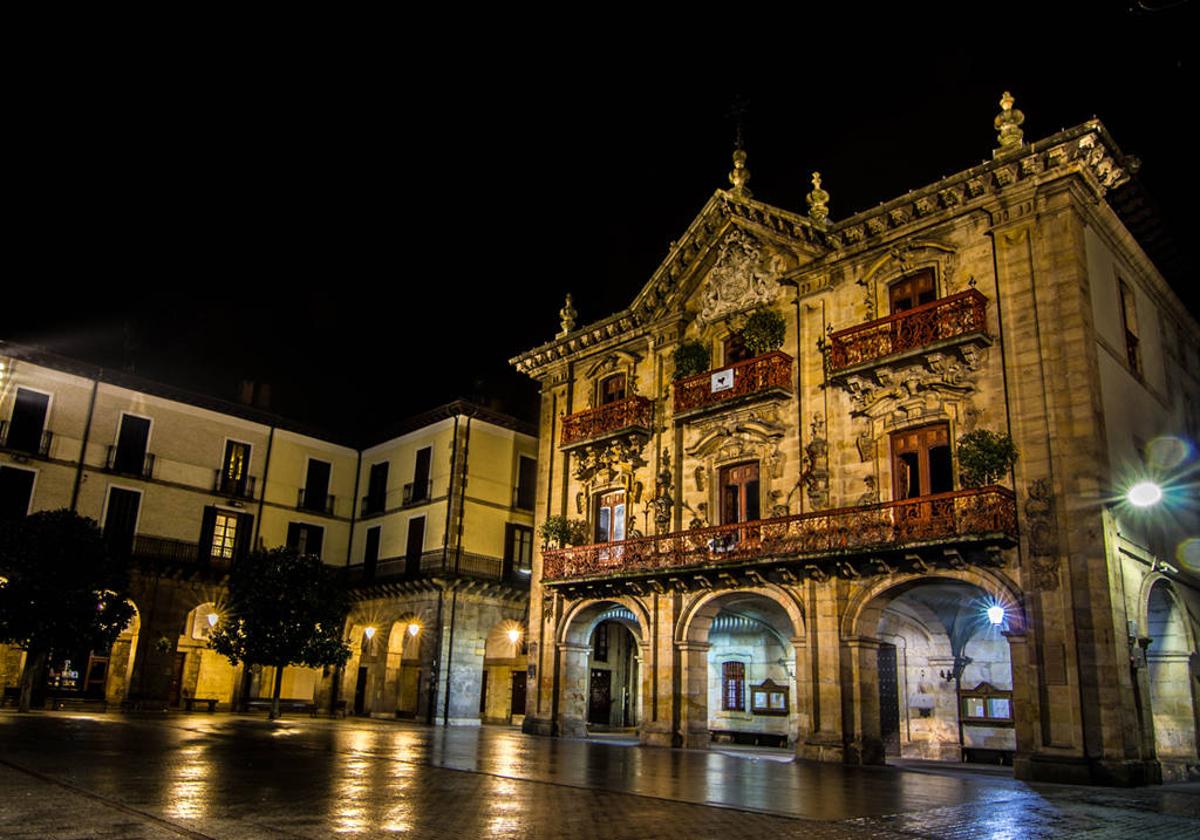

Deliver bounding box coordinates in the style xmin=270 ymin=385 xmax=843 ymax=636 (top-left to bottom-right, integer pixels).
xmin=806 ymin=171 xmax=830 ymax=226
xmin=994 ymin=91 xmax=1025 ymax=153
xmin=728 ymin=148 xmax=751 ymax=198
xmin=558 ymin=293 xmax=577 ymax=337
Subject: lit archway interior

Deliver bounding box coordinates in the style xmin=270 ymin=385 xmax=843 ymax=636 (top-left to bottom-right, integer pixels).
xmin=1146 ymin=581 xmax=1199 ymax=778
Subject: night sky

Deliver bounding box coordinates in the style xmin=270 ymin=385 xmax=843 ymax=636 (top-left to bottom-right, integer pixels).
xmin=5 ymin=6 xmax=1195 ymax=442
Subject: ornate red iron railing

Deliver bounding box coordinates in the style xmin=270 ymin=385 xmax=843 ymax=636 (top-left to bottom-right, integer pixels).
xmin=542 ymin=485 xmax=1016 ymax=581
xmin=560 ymin=396 xmax=654 ymax=448
xmin=673 ymin=351 xmax=793 ymax=415
xmin=827 ymin=290 xmax=988 ymax=373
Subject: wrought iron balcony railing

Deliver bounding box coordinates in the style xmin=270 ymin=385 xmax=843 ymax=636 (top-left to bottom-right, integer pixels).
xmin=542 ymin=486 xmax=1016 ymax=582
xmin=345 ymin=549 xmax=520 ymax=586
xmin=560 ymin=396 xmax=654 ymax=449
xmin=122 ymin=534 xmax=233 ymax=573
xmin=214 ymin=470 xmax=256 ymax=500
xmin=105 ymin=445 xmax=155 ymax=479
xmin=361 ymin=493 xmax=386 ymax=517
xmin=297 ymin=488 xmax=335 ymax=515
xmin=673 ymin=352 xmax=793 ymax=418
xmin=827 ymin=289 xmax=988 ymax=374
xmin=0 ymin=420 xmax=53 ymax=457
xmin=403 ymin=480 xmax=432 ymax=506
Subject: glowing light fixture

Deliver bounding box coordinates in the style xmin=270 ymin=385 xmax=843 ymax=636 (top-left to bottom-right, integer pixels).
xmin=206 ymin=613 xmax=219 ymax=627
xmin=364 ymin=626 xmax=376 ymax=640
xmin=506 ymin=628 xmax=521 ymax=644
xmin=986 ymin=605 xmax=1006 ymax=626
xmin=407 ymin=622 xmax=421 ymax=637
xmin=1127 ymin=481 xmax=1162 ymax=508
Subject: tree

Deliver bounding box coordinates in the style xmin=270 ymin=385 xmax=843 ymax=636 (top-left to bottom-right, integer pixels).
xmin=0 ymin=510 xmax=135 ymax=712
xmin=208 ymin=546 xmax=351 ymax=719
xmin=957 ymin=429 xmax=1019 ymax=487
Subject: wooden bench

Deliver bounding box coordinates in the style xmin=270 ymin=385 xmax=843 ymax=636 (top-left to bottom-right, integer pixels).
xmin=710 ymin=729 xmax=789 ymax=748
xmin=243 ymin=698 xmax=318 ymax=716
xmin=183 ymin=697 xmax=219 ymax=713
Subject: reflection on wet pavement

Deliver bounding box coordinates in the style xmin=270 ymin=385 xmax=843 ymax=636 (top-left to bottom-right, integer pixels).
xmin=0 ymin=712 xmax=1196 ymax=839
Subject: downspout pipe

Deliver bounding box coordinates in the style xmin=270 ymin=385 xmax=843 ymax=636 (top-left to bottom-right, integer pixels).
xmin=346 ymin=449 xmax=362 ymax=566
xmin=443 ymin=412 xmax=473 ymax=724
xmin=70 ymin=377 xmax=99 ymax=511
xmin=253 ymin=426 xmax=276 ymax=549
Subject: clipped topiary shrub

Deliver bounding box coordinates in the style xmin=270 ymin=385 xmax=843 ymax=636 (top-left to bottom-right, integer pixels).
xmin=741 ymin=308 xmax=787 ymax=356
xmin=672 ymin=340 xmax=711 ymax=380
xmin=539 ymin=515 xmax=590 ymax=549
xmin=957 ymin=429 xmax=1018 ymax=487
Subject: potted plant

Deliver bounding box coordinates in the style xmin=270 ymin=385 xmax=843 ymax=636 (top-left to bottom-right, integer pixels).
xmin=539 ymin=515 xmax=590 ymax=549
xmin=672 ymin=340 xmax=711 ymax=380
xmin=741 ymin=308 xmax=787 ymax=356
xmin=956 ymin=429 xmax=1018 ymax=487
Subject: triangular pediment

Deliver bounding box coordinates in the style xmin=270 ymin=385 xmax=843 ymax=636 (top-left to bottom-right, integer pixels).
xmin=628 ymin=190 xmax=824 ymax=327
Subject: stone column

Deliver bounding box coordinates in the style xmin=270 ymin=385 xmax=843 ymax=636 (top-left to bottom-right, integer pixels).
xmin=677 ymin=640 xmax=711 ymax=749
xmin=800 ymin=579 xmax=845 ymax=762
xmin=791 ymin=635 xmax=810 ymax=747
xmin=843 ymin=635 xmax=884 ymax=765
xmin=557 ymin=642 xmax=591 ymax=738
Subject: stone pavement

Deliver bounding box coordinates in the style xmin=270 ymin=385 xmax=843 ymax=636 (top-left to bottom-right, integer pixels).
xmin=0 ymin=712 xmax=1196 ymax=839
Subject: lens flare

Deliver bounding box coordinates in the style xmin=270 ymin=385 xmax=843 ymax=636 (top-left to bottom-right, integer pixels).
xmin=1127 ymin=481 xmax=1162 ymax=508
xmin=986 ymin=605 xmax=1006 ymax=626
xmin=1177 ymin=538 xmax=1200 ymax=572
xmin=1145 ymin=436 xmax=1191 ymax=471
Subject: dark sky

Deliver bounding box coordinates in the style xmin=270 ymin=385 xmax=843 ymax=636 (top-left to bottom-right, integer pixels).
xmin=5 ymin=5 xmax=1195 ymax=442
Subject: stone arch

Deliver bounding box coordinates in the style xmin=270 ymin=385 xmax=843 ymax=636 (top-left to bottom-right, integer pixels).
xmin=674 ymin=586 xmax=806 ymax=750
xmin=1141 ymin=576 xmax=1199 ymax=780
xmin=556 ymin=597 xmax=651 ymax=739
xmin=842 ymin=567 xmax=1024 ymax=640
xmin=481 ymin=618 xmax=528 ymax=723
xmin=173 ymin=601 xmax=237 ymax=709
xmin=104 ymin=599 xmax=140 ymax=706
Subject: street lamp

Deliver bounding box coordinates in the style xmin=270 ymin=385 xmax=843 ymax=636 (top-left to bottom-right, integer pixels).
xmin=506 ymin=628 xmax=521 ymax=644
xmin=986 ymin=604 xmax=1006 ymax=626
xmin=206 ymin=612 xmax=219 ymax=628
xmin=364 ymin=626 xmax=376 ymax=641
xmin=1126 ymin=481 xmax=1163 ymax=508
xmin=407 ymin=622 xmax=421 ymax=637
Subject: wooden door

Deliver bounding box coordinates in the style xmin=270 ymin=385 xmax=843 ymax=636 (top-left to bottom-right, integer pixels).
xmin=890 ymin=424 xmax=951 ymax=500
xmin=888 ymin=269 xmax=936 ymax=313
xmin=588 ymin=669 xmax=612 ymax=725
xmin=599 ymin=373 xmax=626 ymax=405
xmin=114 ymin=415 xmax=150 ymax=475
xmin=104 ymin=488 xmax=141 ymax=557
xmin=595 ymin=490 xmax=626 ymax=543
xmin=510 ymin=671 xmax=527 ymax=719
xmin=354 ymin=666 xmax=369 ymax=715
xmin=719 ymin=462 xmax=760 ymax=525
xmin=8 ymin=389 xmax=49 ymax=454
xmin=723 ymin=332 xmax=751 ymax=364
xmin=405 ymin=517 xmax=425 ymax=574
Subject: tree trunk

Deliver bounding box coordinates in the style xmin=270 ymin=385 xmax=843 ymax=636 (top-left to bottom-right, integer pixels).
xmin=269 ymin=664 xmax=284 ymax=719
xmin=18 ymin=647 xmax=48 ymax=713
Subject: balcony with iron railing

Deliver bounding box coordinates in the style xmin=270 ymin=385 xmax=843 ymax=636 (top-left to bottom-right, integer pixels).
xmin=105 ymin=445 xmax=155 ymax=480
xmin=297 ymin=488 xmax=335 ymax=515
xmin=213 ymin=470 xmax=257 ymax=500
xmin=826 ymin=290 xmax=989 ymax=377
xmin=542 ymin=486 xmax=1017 ymax=584
xmin=673 ymin=352 xmax=793 ymax=420
xmin=403 ymin=480 xmax=432 ymax=507
xmin=118 ymin=534 xmax=234 ymax=575
xmin=560 ymin=396 xmax=654 ymax=450
xmin=361 ymin=492 xmax=387 ymax=517
xmin=0 ymin=420 xmax=53 ymax=458
xmin=345 ymin=549 xmax=527 ymax=587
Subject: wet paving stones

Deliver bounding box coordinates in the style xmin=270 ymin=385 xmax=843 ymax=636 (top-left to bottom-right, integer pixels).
xmin=0 ymin=712 xmax=1196 ymax=839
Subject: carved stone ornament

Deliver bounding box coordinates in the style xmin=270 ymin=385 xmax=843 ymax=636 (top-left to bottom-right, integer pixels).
xmin=803 ymin=413 xmax=830 ymax=510
xmin=841 ymin=345 xmax=987 ymax=426
xmin=572 ymin=436 xmax=648 ymax=485
xmin=651 ymin=453 xmax=674 ymax=533
xmin=1025 ymin=478 xmax=1060 ymax=591
xmin=855 ymin=427 xmax=874 ymax=463
xmin=698 ymin=229 xmax=778 ymax=325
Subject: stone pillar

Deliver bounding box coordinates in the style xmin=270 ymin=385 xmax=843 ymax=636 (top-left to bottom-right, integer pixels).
xmin=557 ymin=642 xmax=590 ymax=738
xmin=843 ymin=636 xmax=884 ymax=765
xmin=791 ymin=635 xmax=810 ymax=747
xmin=800 ymin=580 xmax=845 ymax=762
xmin=1006 ymin=631 xmax=1038 ymax=775
xmin=1148 ymin=651 xmax=1199 ymax=782
xmin=677 ymin=640 xmax=710 ymax=749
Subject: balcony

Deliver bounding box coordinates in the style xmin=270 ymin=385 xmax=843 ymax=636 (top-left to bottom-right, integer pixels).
xmin=827 ymin=290 xmax=989 ymax=377
xmin=105 ymin=445 xmax=155 ymax=480
xmin=403 ymin=480 xmax=432 ymax=506
xmin=0 ymin=420 xmax=52 ymax=458
xmin=124 ymin=534 xmax=233 ymax=575
xmin=297 ymin=488 xmax=335 ymax=515
xmin=542 ymin=486 xmax=1017 ymax=585
xmin=560 ymin=396 xmax=654 ymax=450
xmin=213 ymin=470 xmax=257 ymax=500
xmin=345 ymin=549 xmax=524 ymax=588
xmin=673 ymin=352 xmax=793 ymax=420
xmin=361 ymin=493 xmax=386 ymax=517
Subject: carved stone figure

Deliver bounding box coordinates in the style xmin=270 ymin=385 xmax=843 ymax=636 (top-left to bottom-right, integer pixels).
xmin=856 ymin=475 xmax=880 ymax=506
xmin=1025 ymin=478 xmax=1060 ymax=591
xmin=856 ymin=428 xmax=874 ymax=462
xmin=651 ymin=455 xmax=674 ymax=533
xmin=803 ymin=413 xmax=830 ymax=510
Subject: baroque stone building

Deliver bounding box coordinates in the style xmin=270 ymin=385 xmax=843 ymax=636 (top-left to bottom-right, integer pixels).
xmin=0 ymin=344 xmax=537 ymax=726
xmin=511 ymin=95 xmax=1200 ymax=784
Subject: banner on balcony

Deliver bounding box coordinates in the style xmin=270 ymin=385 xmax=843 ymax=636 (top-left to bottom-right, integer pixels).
xmin=711 ymin=369 xmax=734 ymax=393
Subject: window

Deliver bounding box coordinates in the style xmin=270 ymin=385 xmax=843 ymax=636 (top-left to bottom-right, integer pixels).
xmin=1119 ymin=279 xmax=1141 ymax=376
xmin=300 ymin=459 xmax=332 ymax=513
xmin=722 ymin=661 xmax=745 ymax=711
xmin=201 ymin=506 xmax=252 ymax=563
xmin=750 ymin=679 xmax=789 ymax=715
xmin=504 ymin=523 xmax=534 ymax=576
xmin=888 ymin=268 xmax=936 ymax=313
xmin=364 ymin=461 xmax=389 ymax=515
xmin=595 ymin=490 xmax=626 ymax=543
xmin=103 ymin=487 xmax=141 ymax=556
xmin=592 ymin=622 xmax=608 ymax=662
xmin=112 ymin=414 xmax=151 ymax=477
xmin=599 ymin=373 xmax=626 ymax=405
xmin=515 ymin=455 xmax=537 ymax=510
xmin=0 ymin=466 xmax=36 ymax=520
xmin=891 ymin=424 xmax=952 ymax=500
xmin=723 ymin=332 xmax=752 ymax=365
xmin=407 ymin=447 xmax=431 ymax=505
xmin=363 ymin=525 xmax=381 ymax=579
xmin=404 ymin=516 xmax=425 ymax=574
xmin=220 ymin=440 xmax=251 ymax=497
xmin=4 ymin=388 xmax=50 ymax=455
xmin=211 ymin=512 xmax=239 ymax=559
xmin=287 ymin=522 xmax=325 ymax=560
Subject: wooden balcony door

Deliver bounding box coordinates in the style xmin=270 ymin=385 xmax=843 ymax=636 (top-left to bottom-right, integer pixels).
xmin=719 ymin=461 xmax=760 ymax=548
xmin=599 ymin=373 xmax=626 ymax=405
xmin=595 ymin=490 xmax=626 ymax=543
xmin=888 ymin=268 xmax=936 ymax=313
xmin=890 ymin=423 xmax=953 ymax=536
